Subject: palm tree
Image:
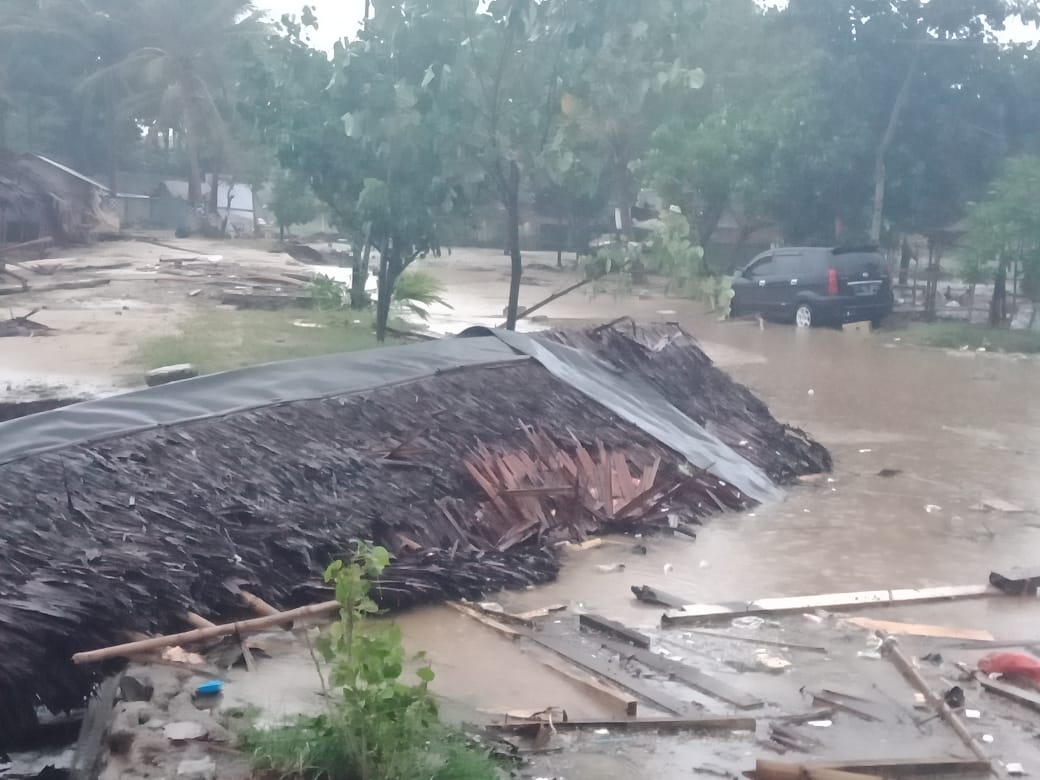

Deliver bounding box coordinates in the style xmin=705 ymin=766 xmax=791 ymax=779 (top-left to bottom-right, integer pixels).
xmin=79 ymin=0 xmax=264 ymax=204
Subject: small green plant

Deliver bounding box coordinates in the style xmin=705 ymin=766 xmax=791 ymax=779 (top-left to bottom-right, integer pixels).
xmin=245 ymin=544 xmax=497 ymax=780
xmin=392 ymin=270 xmax=451 ymax=320
xmin=310 ymin=274 xmax=348 ymax=310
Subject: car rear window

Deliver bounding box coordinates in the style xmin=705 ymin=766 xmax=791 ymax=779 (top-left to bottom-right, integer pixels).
xmin=833 ymin=252 xmax=885 ymax=277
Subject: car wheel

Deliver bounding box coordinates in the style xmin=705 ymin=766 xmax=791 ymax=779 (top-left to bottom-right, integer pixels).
xmin=794 ymin=303 xmax=813 ymax=328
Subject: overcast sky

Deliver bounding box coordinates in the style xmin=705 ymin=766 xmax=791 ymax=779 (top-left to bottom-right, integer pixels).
xmin=257 ymin=0 xmax=1038 ymax=51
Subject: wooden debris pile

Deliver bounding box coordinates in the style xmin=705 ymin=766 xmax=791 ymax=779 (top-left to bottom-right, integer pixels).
xmin=546 ymin=320 xmax=832 ymax=482
xmin=463 ymin=427 xmax=740 ymax=551
xmin=0 ymin=308 xmax=54 ymax=337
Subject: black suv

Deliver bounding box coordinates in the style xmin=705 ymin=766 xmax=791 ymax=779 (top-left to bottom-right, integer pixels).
xmin=731 ymin=246 xmax=893 ymax=327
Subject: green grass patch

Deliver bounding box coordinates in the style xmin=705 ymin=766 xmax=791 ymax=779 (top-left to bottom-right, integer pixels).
xmin=899 ymin=321 xmax=1040 ymax=354
xmin=128 ymin=307 xmax=393 ymax=377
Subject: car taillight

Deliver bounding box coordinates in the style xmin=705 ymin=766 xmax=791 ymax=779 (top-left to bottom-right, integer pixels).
xmin=827 ymin=268 xmax=839 ymax=295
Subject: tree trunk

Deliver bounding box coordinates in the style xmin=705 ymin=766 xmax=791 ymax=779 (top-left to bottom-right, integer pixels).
xmin=375 ymin=241 xmax=402 ymax=342
xmin=923 ymin=238 xmax=942 ymax=321
xmin=106 ymin=89 xmax=119 ymax=196
xmin=504 ymin=161 xmax=523 ymax=331
xmin=350 ymin=223 xmax=372 ymax=310
xmin=899 ymin=235 xmax=912 ymax=286
xmin=279 ymin=224 xmax=285 ymax=242
xmin=186 ymin=136 xmax=203 ymax=206
xmin=990 ymin=259 xmax=1008 ymax=326
xmin=870 ymin=49 xmax=921 ymax=244
xmin=208 ymin=171 xmax=220 ymax=215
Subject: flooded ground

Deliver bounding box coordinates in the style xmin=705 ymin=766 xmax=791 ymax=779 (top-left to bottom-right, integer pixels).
xmin=4 ymin=242 xmax=1040 ymax=776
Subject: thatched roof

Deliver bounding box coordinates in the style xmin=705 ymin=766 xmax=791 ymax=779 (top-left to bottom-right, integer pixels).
xmin=0 ymin=322 xmax=829 ymax=746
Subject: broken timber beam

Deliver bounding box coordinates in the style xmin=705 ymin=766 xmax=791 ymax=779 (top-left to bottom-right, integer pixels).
xmin=72 ymin=600 xmax=341 ymax=664
xmin=596 ymin=637 xmax=763 ymax=710
xmin=486 ymin=715 xmax=755 ymax=735
xmin=754 ymin=761 xmax=881 ymax=780
xmin=662 ymin=585 xmax=996 ymax=625
xmin=578 ymin=614 xmax=651 ymax=649
xmin=448 ymin=602 xmax=522 ymax=639
xmin=526 ymin=633 xmax=692 ymax=715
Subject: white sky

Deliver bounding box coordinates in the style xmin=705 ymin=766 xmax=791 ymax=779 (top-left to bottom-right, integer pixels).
xmin=257 ymin=0 xmax=1038 ymax=50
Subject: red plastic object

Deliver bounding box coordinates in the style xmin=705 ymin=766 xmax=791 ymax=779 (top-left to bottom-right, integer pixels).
xmin=827 ymin=268 xmax=839 ymax=295
xmin=978 ymin=652 xmax=1040 ymax=683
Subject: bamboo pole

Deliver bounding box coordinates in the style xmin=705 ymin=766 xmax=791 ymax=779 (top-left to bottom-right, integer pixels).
xmin=73 ymin=600 xmax=340 ymax=664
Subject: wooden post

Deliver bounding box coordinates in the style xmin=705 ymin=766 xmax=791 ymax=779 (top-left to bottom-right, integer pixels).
xmin=72 ymin=600 xmax=341 ymax=664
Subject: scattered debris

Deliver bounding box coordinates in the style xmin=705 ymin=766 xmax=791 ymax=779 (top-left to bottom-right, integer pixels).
xmin=978 ymin=652 xmax=1040 ymax=683
xmin=975 ymin=672 xmax=1040 ymax=713
xmin=843 ymin=617 xmax=994 ymax=642
xmin=924 ymin=504 xmax=942 ymax=514
xmin=990 ymin=568 xmax=1040 ymax=596
xmin=877 ymin=469 xmax=902 ymax=478
xmin=0 ymin=309 xmax=54 ymax=338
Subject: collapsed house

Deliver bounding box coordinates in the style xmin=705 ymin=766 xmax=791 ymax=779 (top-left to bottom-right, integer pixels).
xmin=0 ymin=152 xmax=119 ymax=247
xmin=0 ymin=321 xmax=830 ymax=746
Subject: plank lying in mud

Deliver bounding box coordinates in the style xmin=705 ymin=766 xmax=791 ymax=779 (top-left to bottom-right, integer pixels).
xmin=632 ymin=585 xmax=688 ymax=609
xmin=754 ymin=758 xmax=992 ymax=779
xmin=578 ymin=613 xmax=651 ymax=649
xmin=595 ymin=637 xmax=763 ymax=710
xmin=527 ymin=634 xmax=693 ymax=715
xmin=486 ymin=715 xmax=756 ymax=735
xmin=975 ymin=672 xmax=1040 ymax=713
xmin=661 ymin=585 xmax=997 ymax=625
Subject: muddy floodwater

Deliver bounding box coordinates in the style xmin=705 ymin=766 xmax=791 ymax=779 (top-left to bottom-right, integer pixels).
xmin=392 ymin=253 xmax=1040 ymax=776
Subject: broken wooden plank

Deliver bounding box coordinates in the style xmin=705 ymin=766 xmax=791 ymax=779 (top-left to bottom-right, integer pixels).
xmin=486 ymin=715 xmax=755 ymax=735
xmin=0 ymin=277 xmax=112 ymax=296
xmin=756 ymin=759 xmax=993 ymax=779
xmin=578 ymin=614 xmax=652 ymax=649
xmin=662 ymin=585 xmax=997 ymax=625
xmin=448 ymin=602 xmax=522 ymax=639
xmin=526 ymin=633 xmax=692 ymax=715
xmin=755 ymin=760 xmax=881 ymax=780
xmin=975 ymin=671 xmax=1040 ymax=713
xmin=844 ymin=617 xmax=993 ymax=642
xmin=535 ymin=653 xmax=638 ymax=716
xmin=513 ymin=604 xmax=568 ymax=621
xmin=631 ymin=585 xmax=688 ymax=609
xmin=596 ymin=637 xmax=764 ymax=710
xmin=70 ymin=673 xmax=122 ymax=780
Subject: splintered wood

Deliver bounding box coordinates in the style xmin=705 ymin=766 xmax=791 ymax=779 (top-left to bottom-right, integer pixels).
xmin=464 ymin=427 xmax=689 ymax=551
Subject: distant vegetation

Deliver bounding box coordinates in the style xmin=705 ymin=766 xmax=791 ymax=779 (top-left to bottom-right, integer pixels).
xmin=4 ymin=0 xmax=1040 ymax=336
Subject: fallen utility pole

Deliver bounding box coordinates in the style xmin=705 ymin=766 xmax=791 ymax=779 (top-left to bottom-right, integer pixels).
xmin=662 ymin=585 xmax=996 ymax=626
xmin=72 ymin=600 xmax=341 ymax=664
xmin=877 ymin=632 xmax=994 ymax=772
xmin=486 ymin=715 xmax=755 ymax=735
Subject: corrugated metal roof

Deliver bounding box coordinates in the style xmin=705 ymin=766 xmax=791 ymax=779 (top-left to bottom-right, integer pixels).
xmin=31 ymin=154 xmax=110 ymax=192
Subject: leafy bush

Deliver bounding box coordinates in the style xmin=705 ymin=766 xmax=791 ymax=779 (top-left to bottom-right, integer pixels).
xmin=392 ymin=270 xmax=451 ymax=320
xmin=310 ymin=274 xmax=348 ymax=310
xmin=244 ymin=544 xmax=498 ymax=780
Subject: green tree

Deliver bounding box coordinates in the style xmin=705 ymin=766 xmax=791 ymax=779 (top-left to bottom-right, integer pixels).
xmin=270 ymin=171 xmax=320 ymax=240
xmin=963 ymin=154 xmax=1040 ymax=326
